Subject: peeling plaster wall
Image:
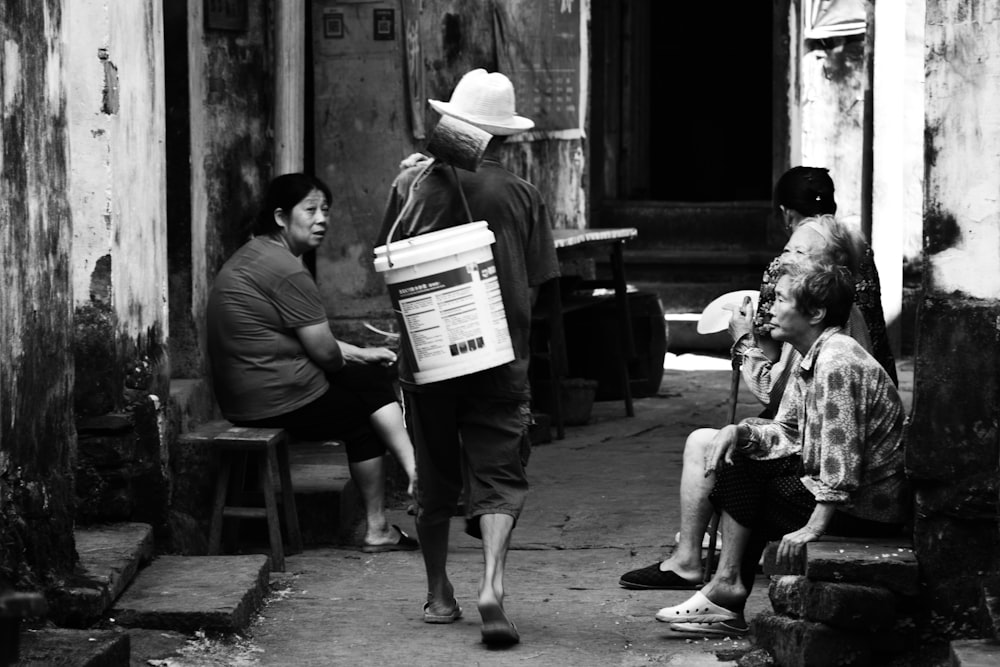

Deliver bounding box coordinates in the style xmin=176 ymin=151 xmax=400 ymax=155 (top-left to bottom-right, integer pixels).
xmin=923 ymin=2 xmax=1000 ymax=300
xmin=872 ymin=0 xmax=925 ymax=355
xmin=188 ymin=0 xmax=272 ymax=370
xmin=911 ymin=0 xmax=1000 ymax=627
xmin=63 ymin=1 xmax=172 ymax=537
xmin=0 ymin=0 xmax=76 ymax=585
xmin=67 ymin=0 xmax=169 ymax=405
xmin=799 ymin=38 xmax=866 ymax=222
xmin=66 ymin=1 xmax=112 ymax=309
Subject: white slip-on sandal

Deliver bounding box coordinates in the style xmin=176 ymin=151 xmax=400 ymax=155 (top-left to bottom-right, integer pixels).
xmin=668 ymin=619 xmax=748 ymax=637
xmin=654 ymin=591 xmax=740 ymax=623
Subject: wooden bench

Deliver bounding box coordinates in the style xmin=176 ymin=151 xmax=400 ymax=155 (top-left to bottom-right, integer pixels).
xmin=206 ymin=426 xmax=303 ymax=572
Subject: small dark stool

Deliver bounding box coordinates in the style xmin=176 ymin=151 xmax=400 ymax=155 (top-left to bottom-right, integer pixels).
xmin=0 ymin=588 xmax=47 ymax=667
xmin=208 ymin=426 xmax=303 ymax=571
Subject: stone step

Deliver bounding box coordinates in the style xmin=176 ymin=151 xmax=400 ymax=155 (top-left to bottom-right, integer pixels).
xmin=617 ymin=249 xmax=773 ymax=286
xmin=111 ymin=554 xmax=269 ymax=633
xmin=763 ymin=535 xmax=919 ymax=596
xmin=47 ymin=523 xmax=154 ymax=628
xmin=286 ymin=439 xmax=358 ymax=546
xmin=15 ymin=628 xmax=130 ymax=666
xmin=982 ymin=579 xmax=1000 ymax=640
xmin=600 ymin=200 xmax=775 ymax=249
xmin=769 ymin=575 xmax=898 ymax=632
xmin=950 ymin=639 xmax=1000 ymax=666
xmin=752 ymin=611 xmax=875 ymax=667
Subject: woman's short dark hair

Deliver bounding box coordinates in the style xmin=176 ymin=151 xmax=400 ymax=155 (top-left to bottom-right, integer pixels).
xmin=773 ymin=166 xmax=837 ymax=218
xmin=777 ymin=258 xmax=855 ymax=329
xmin=254 ymin=173 xmax=332 ymax=236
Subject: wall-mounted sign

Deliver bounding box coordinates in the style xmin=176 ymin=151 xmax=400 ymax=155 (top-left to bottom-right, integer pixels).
xmin=324 ymin=12 xmax=345 ymax=38
xmin=204 ymin=0 xmax=248 ymax=32
xmin=496 ymin=0 xmax=581 ymax=134
xmin=373 ymin=8 xmax=395 ymax=41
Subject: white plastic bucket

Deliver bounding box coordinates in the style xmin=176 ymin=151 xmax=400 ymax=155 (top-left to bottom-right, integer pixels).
xmin=373 ymin=221 xmax=514 ymax=384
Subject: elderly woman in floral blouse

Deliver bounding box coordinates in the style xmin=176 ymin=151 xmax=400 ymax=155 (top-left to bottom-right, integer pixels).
xmin=748 ymin=167 xmax=898 ymax=407
xmin=653 ymin=258 xmax=908 ymax=637
xmin=730 ymin=213 xmax=882 ymax=415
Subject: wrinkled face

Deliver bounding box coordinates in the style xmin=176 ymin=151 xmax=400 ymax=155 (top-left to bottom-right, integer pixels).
xmin=278 ymin=188 xmax=329 ymax=256
xmin=769 ymin=275 xmax=812 ymax=345
xmin=781 ymin=226 xmax=828 ymax=263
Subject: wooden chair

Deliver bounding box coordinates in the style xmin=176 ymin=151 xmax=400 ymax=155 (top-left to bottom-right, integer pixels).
xmin=207 ymin=426 xmax=303 ymax=572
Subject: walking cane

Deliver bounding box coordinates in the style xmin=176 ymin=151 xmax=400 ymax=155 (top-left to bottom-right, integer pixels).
xmin=702 ymin=352 xmax=742 ymax=584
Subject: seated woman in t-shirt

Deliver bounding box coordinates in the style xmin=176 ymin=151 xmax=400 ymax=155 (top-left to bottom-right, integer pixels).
xmin=207 ymin=173 xmax=418 ymax=552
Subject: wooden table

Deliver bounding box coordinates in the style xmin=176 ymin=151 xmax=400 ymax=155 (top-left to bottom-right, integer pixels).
xmin=534 ymin=227 xmax=639 ymax=438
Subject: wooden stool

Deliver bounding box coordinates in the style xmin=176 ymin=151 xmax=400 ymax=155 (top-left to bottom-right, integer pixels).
xmin=208 ymin=426 xmax=303 ymax=571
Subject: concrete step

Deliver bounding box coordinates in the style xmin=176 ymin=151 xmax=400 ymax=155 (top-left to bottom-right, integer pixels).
xmin=950 ymin=639 xmax=1000 ymax=666
xmin=763 ymin=535 xmax=919 ymax=597
xmin=15 ymin=628 xmax=130 ymax=666
xmin=111 ymin=554 xmax=269 ymax=633
xmin=769 ymin=575 xmax=898 ymax=632
xmin=751 ymin=611 xmax=874 ymax=667
xmin=600 ymin=200 xmax=775 ymax=249
xmin=286 ymin=439 xmax=358 ymax=546
xmin=47 ymin=523 xmax=154 ymax=628
xmin=617 ymin=249 xmax=773 ymax=286
xmin=982 ymin=578 xmax=1000 ymax=640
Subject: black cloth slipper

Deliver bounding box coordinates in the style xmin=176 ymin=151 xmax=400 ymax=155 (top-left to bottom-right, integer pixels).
xmin=618 ymin=562 xmax=702 ymax=590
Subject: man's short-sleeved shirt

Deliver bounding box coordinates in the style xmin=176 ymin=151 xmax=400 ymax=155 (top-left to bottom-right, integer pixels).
xmin=207 ymin=236 xmax=330 ymax=421
xmin=378 ymin=158 xmax=560 ymax=399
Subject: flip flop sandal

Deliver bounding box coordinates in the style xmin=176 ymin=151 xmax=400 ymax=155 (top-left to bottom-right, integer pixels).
xmin=422 ymin=601 xmax=462 ymax=624
xmin=360 ymin=525 xmax=420 ymax=553
xmin=655 ymin=591 xmax=740 ymax=623
xmin=668 ymin=619 xmax=749 ymax=637
xmin=478 ymin=601 xmax=520 ymax=646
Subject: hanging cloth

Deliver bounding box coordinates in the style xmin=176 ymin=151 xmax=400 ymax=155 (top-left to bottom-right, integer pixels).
xmin=804 ymin=0 xmax=866 ymax=40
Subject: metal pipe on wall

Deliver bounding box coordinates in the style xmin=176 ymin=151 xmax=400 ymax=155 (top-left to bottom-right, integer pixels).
xmin=275 ymin=0 xmax=305 ymax=174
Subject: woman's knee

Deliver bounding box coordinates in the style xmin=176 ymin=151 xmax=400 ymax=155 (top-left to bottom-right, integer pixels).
xmin=683 ymin=428 xmax=718 ymax=463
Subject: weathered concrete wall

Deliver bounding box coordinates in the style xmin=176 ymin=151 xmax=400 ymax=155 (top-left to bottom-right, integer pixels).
xmin=0 ymin=0 xmax=77 ymax=585
xmin=911 ymin=0 xmax=1000 ymax=630
xmin=64 ymin=1 xmax=172 ymax=539
xmin=187 ymin=0 xmax=273 ymax=378
xmin=871 ymin=0 xmax=925 ymax=356
xmin=312 ymin=0 xmax=587 ymax=337
xmin=165 ymin=0 xmax=273 ymax=550
xmin=799 ymin=37 xmax=866 ymax=222
xmin=67 ymin=0 xmax=169 ymax=402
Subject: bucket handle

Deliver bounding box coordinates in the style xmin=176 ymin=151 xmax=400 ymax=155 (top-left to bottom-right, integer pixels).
xmin=382 ymin=159 xmax=475 ymax=269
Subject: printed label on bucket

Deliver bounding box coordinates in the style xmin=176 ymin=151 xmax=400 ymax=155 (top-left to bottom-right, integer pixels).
xmin=389 ymin=258 xmax=513 ymax=383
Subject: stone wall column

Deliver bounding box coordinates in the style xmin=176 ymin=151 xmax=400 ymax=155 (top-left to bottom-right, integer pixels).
xmin=911 ymin=0 xmax=1000 ymax=627
xmin=0 ymin=0 xmax=76 ymax=585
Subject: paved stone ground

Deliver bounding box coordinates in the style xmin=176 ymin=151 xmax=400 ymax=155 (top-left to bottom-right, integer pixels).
xmin=132 ymin=354 xmax=915 ymax=667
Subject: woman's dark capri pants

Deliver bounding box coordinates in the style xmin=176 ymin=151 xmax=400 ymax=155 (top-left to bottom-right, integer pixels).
xmin=237 ymin=363 xmax=398 ymax=463
xmin=709 ymin=454 xmax=904 ymax=596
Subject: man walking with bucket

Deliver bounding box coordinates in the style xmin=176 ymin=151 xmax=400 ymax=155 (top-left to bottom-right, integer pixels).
xmin=376 ymin=69 xmax=559 ymax=645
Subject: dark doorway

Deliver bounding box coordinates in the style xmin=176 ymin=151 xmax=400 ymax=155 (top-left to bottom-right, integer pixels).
xmin=646 ymin=4 xmax=773 ymax=201
xmin=593 ymin=1 xmax=776 ymax=204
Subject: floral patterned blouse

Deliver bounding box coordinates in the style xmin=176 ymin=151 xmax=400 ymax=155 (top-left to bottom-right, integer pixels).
xmin=739 ymin=328 xmax=909 ymax=525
